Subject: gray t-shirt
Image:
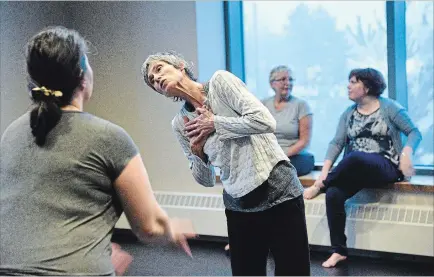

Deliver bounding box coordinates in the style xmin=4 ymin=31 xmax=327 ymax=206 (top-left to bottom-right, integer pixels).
xmin=262 ymin=95 xmax=312 ymax=155
xmin=0 ymin=111 xmax=139 ymax=275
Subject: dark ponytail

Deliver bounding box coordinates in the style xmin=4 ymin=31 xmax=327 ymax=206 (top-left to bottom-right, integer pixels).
xmin=29 ymin=91 xmax=62 ymax=146
xmin=26 ymin=26 xmax=87 ymax=146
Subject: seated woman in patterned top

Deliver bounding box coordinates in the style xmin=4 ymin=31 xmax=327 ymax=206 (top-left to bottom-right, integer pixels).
xmin=262 ymin=65 xmax=315 ymax=176
xmin=141 ymin=51 xmax=310 ymax=276
xmin=303 ymin=68 xmax=422 ymax=268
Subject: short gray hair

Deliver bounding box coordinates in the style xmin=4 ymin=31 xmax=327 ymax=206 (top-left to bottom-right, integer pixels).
xmin=269 ymin=65 xmax=292 ymax=82
xmin=141 ymin=51 xmax=197 ymax=92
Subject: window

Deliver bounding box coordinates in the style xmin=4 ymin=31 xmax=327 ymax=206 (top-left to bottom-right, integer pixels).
xmin=242 ymin=1 xmax=388 ymax=162
xmin=405 ymin=1 xmax=434 ymax=166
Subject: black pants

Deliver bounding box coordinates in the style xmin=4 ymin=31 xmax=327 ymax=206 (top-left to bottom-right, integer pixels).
xmin=323 ymin=151 xmax=402 ymax=256
xmin=225 ymin=196 xmax=311 ymax=276
xmin=289 ymin=152 xmax=315 ymax=176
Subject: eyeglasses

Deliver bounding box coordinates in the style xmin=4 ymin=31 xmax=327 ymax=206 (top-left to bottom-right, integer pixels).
xmin=272 ymin=77 xmax=295 ymax=83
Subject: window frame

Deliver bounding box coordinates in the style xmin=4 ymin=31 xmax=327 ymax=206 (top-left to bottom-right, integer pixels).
xmin=223 ymin=1 xmax=433 ymax=174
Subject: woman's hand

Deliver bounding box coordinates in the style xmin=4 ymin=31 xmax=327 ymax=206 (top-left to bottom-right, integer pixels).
xmin=111 ymin=243 xmax=133 ymax=276
xmin=183 ymin=116 xmax=208 ymax=161
xmin=313 ymin=178 xmax=325 ymax=188
xmin=184 ymin=106 xmax=215 ymax=140
xmin=399 ymin=152 xmax=415 ymax=177
xmin=167 ymin=218 xmax=197 ymax=257
xmin=303 ymin=178 xmax=325 ymax=200
xmin=190 ymin=135 xmax=208 ymax=159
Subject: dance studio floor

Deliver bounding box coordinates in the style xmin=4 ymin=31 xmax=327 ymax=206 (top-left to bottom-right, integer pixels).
xmin=112 ymin=237 xmax=433 ymax=276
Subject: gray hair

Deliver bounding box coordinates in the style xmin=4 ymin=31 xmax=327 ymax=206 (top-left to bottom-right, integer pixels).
xmin=141 ymin=51 xmax=197 ymax=92
xmin=269 ymin=65 xmax=292 ymax=82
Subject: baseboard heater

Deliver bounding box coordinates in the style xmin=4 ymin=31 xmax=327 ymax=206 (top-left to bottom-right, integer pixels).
xmin=115 ymin=189 xmax=434 ymax=257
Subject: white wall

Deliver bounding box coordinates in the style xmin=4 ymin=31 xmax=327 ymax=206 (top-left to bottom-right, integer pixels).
xmin=0 ymin=2 xmax=71 ymax=135
xmin=0 ymin=1 xmax=224 ymax=194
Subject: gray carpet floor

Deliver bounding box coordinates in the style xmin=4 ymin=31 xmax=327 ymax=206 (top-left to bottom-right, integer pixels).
xmin=113 ymin=238 xmax=434 ymax=276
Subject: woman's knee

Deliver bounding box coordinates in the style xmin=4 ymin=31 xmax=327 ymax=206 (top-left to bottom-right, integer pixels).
xmin=291 ymin=154 xmax=315 ymax=176
xmin=344 ymin=151 xmax=374 ymax=169
xmin=325 ymin=187 xmax=347 ymax=206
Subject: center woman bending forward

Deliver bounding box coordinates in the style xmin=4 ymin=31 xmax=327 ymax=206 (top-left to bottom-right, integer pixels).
xmin=141 ymin=51 xmax=310 ymax=276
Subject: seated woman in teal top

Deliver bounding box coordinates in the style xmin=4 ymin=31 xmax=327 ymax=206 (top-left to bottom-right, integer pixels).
xmin=262 ymin=65 xmax=315 ymax=176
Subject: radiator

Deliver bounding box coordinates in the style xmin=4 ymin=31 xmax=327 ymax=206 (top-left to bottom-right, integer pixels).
xmin=115 ymin=189 xmax=434 ymax=257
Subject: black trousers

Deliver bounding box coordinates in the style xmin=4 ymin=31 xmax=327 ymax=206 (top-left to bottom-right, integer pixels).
xmin=225 ymin=196 xmax=311 ymax=276
xmin=322 ymin=151 xmax=402 ymax=256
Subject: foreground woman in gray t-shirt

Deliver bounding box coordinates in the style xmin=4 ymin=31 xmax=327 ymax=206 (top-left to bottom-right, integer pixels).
xmin=0 ymin=26 xmax=194 ymax=276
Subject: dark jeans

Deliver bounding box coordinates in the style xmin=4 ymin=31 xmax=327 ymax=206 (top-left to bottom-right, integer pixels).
xmin=322 ymin=151 xmax=402 ymax=256
xmin=289 ymin=152 xmax=315 ymax=176
xmin=225 ymin=196 xmax=311 ymax=276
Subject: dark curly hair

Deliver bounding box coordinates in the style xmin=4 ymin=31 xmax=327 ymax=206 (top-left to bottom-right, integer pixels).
xmin=348 ymin=68 xmax=387 ymax=97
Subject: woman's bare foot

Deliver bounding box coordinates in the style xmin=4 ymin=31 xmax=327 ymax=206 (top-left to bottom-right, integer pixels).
xmin=303 ymin=184 xmax=322 ymax=199
xmin=322 ymin=253 xmax=347 ymax=268
xmin=224 ymin=244 xmax=230 ymax=257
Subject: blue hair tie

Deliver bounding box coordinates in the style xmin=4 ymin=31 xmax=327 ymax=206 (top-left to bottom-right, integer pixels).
xmin=80 ymin=55 xmax=87 ymax=73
